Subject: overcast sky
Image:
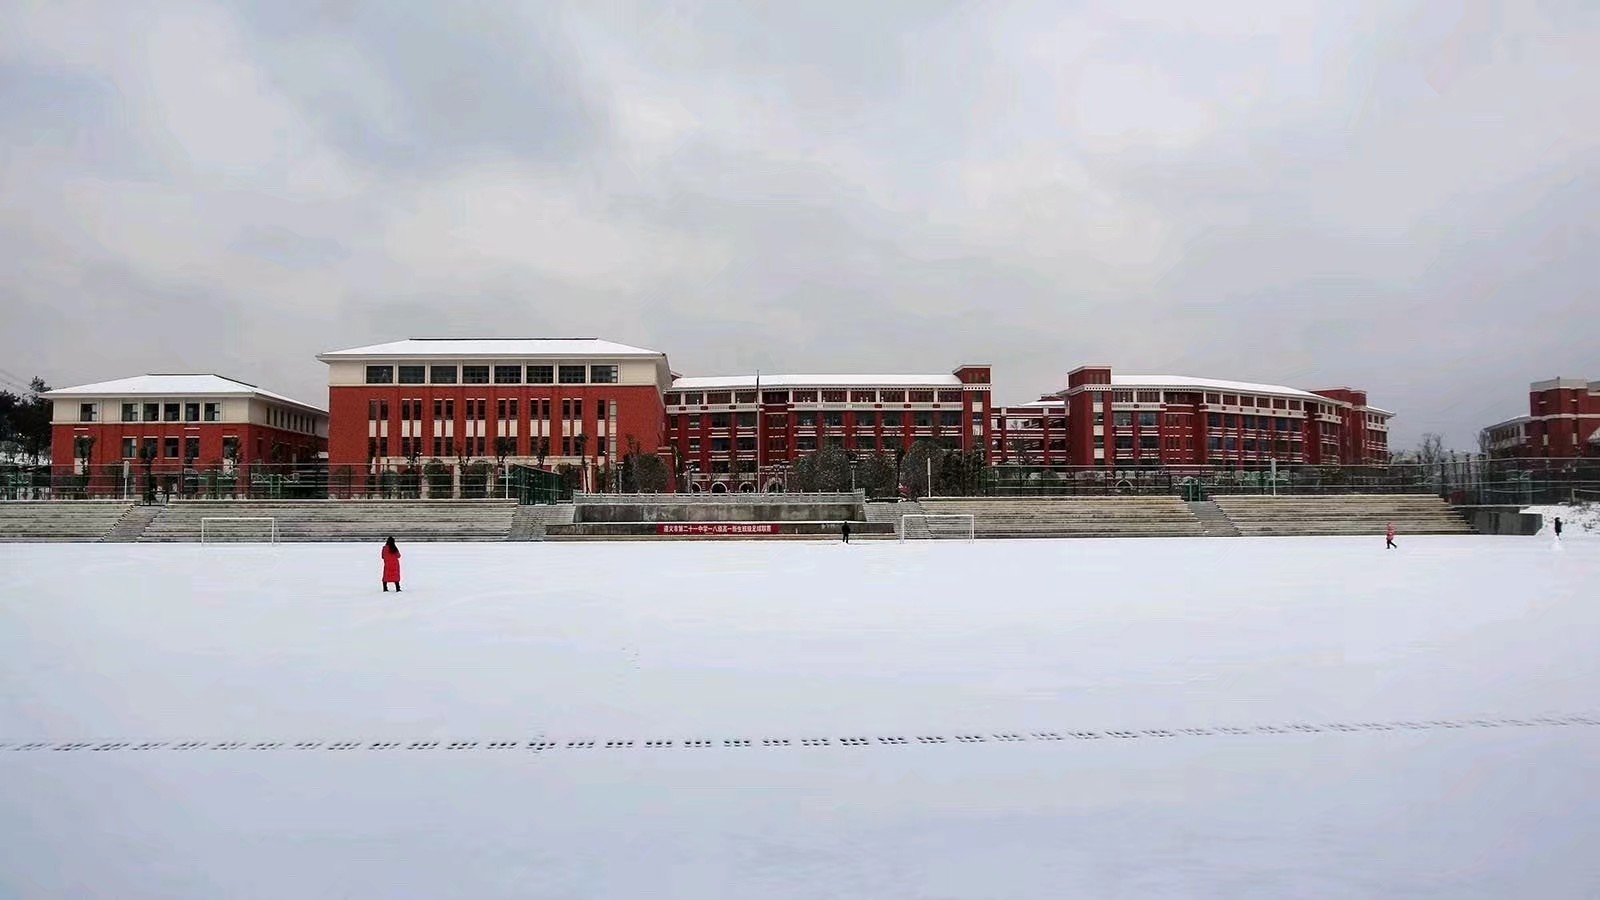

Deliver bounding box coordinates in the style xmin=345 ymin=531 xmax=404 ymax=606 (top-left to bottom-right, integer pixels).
xmin=3 ymin=1 xmax=1597 ymax=448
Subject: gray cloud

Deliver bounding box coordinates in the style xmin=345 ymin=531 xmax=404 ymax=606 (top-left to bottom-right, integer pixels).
xmin=3 ymin=0 xmax=1597 ymax=449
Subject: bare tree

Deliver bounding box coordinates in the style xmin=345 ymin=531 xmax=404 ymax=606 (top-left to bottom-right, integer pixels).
xmin=1415 ymin=433 xmax=1446 ymax=467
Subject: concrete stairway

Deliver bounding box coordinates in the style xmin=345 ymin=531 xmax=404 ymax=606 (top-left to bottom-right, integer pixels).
xmin=0 ymin=502 xmax=133 ymax=542
xmin=509 ymin=504 xmax=576 ymax=541
xmin=918 ymin=497 xmax=1204 ymax=539
xmin=140 ymin=500 xmax=518 ymax=542
xmin=1210 ymin=494 xmax=1475 ymax=537
xmin=1187 ymin=501 xmax=1241 ymax=537
xmin=102 ymin=504 xmax=162 ymax=543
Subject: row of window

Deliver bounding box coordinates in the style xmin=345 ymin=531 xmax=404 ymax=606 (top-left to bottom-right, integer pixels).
xmin=670 ymin=410 xmax=969 ymax=430
xmin=369 ymin=399 xmax=605 ymax=422
xmin=666 ymin=389 xmax=968 ymax=406
xmin=679 ymin=434 xmax=965 ymax=455
xmin=265 ymin=408 xmax=317 ymax=433
xmin=364 ymin=364 xmax=619 ymax=386
xmin=370 ymin=434 xmax=607 ymax=460
xmin=82 ymin=401 xmax=223 ymax=424
xmin=119 ymin=436 xmax=241 ymax=460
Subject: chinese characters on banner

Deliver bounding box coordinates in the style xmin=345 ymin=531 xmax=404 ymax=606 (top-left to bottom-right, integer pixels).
xmin=655 ymin=523 xmax=781 ymax=535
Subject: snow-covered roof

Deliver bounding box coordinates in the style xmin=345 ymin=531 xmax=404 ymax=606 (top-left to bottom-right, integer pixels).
xmin=671 ymin=374 xmax=963 ymax=390
xmin=43 ymin=375 xmax=325 ymax=413
xmin=319 ymin=338 xmax=664 ymax=359
xmin=1108 ymin=375 xmax=1325 ymax=400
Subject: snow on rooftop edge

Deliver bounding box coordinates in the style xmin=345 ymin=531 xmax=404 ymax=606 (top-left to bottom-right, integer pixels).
xmin=1109 ymin=374 xmax=1325 ymax=399
xmin=319 ymin=338 xmax=665 ymax=358
xmin=42 ymin=375 xmax=325 ymax=411
xmin=671 ymin=374 xmax=964 ymax=389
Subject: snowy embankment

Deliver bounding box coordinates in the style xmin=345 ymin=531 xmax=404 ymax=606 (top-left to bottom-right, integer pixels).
xmin=2 ymin=538 xmax=1598 ymax=899
xmin=1521 ymin=502 xmax=1600 ymax=536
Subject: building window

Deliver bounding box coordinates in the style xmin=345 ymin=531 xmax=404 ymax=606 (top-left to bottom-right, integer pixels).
xmin=120 ymin=403 xmax=138 ymax=422
xmin=683 ymin=392 xmax=704 ymax=405
xmin=709 ymin=413 xmax=731 ymax=429
xmin=423 ymin=365 xmax=454 ymax=384
xmin=1207 ymin=413 xmax=1221 ymax=428
xmin=856 ymin=412 xmax=878 ymax=429
xmin=365 ymin=366 xmax=394 ymax=384
xmin=707 ymin=392 xmax=732 ymax=405
xmin=796 ymin=411 xmax=817 ymax=427
xmin=590 ymin=365 xmax=618 ymax=384
xmin=493 ymin=365 xmax=522 ymax=384
xmin=914 ymin=412 xmax=933 ymax=428
xmin=520 ymin=365 xmax=551 ymax=385
xmin=823 ymin=411 xmax=844 ymax=428
xmin=851 ymin=390 xmax=876 ymax=403
xmin=185 ymin=437 xmax=200 ymax=461
xmin=908 ymin=390 xmax=933 ymax=403
xmin=796 ymin=435 xmax=818 ymax=451
xmin=204 ymin=402 xmax=220 ymax=422
xmin=712 ymin=438 xmax=731 ymax=452
xmin=164 ymin=437 xmax=180 ymax=458
xmin=1140 ymin=436 xmax=1159 ymax=450
xmin=822 ymin=390 xmax=847 ymax=403
xmin=141 ymin=437 xmax=157 ymax=460
xmin=882 ymin=412 xmax=902 ymax=428
xmin=939 ymin=411 xmax=960 ymax=427
xmin=1114 ymin=412 xmax=1133 ymax=427
xmin=736 ymin=412 xmax=757 ymax=428
xmin=1114 ymin=436 xmax=1134 ymax=450
xmin=1139 ymin=412 xmax=1157 ymax=427
xmin=122 ymin=438 xmax=137 ymax=458
xmin=462 ymin=365 xmax=490 ymax=384
xmin=758 ymin=390 xmax=785 ymax=403
xmin=183 ymin=402 xmax=199 ymax=422
xmin=559 ymin=365 xmax=586 ymax=384
xmin=76 ymin=402 xmax=97 ymax=422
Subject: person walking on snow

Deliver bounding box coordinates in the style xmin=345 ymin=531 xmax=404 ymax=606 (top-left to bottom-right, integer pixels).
xmin=381 ymin=536 xmax=402 ymax=592
xmin=841 ymin=520 xmax=851 ymax=544
xmin=1385 ymin=522 xmax=1397 ymax=550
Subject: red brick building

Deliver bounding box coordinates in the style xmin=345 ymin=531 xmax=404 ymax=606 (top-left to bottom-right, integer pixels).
xmin=991 ymin=367 xmax=1391 ymax=468
xmin=318 ymin=338 xmax=672 ymax=491
xmin=43 ymin=374 xmax=327 ymax=487
xmin=664 ymin=366 xmax=993 ymax=491
xmin=1481 ymin=377 xmax=1600 ymax=459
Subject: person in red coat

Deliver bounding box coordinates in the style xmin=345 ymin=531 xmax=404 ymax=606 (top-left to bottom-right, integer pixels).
xmin=381 ymin=536 xmax=402 ymax=592
xmin=1385 ymin=522 xmax=1397 ymax=550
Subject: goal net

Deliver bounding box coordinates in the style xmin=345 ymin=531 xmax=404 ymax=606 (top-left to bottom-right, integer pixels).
xmin=898 ymin=513 xmax=976 ymax=541
xmin=200 ymin=517 xmax=278 ymax=544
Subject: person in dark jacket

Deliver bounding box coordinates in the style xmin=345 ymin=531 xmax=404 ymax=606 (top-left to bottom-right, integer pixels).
xmin=841 ymin=521 xmax=851 ymax=544
xmin=381 ymin=537 xmax=402 ymax=592
xmin=1554 ymin=517 xmax=1563 ymax=539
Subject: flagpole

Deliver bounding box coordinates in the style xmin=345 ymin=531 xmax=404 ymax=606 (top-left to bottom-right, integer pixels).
xmin=755 ymin=369 xmax=762 ymax=484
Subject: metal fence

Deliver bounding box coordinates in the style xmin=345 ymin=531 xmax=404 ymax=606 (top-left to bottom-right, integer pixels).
xmin=9 ymin=457 xmax=1597 ymax=506
xmin=0 ymin=461 xmax=573 ymax=503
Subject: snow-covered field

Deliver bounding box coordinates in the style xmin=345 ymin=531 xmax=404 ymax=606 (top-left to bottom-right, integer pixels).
xmin=2 ymin=537 xmax=1599 ymax=898
xmin=1523 ymin=502 xmax=1600 ymax=536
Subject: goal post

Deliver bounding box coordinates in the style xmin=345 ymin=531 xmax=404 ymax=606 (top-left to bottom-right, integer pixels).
xmin=898 ymin=513 xmax=976 ymax=541
xmin=200 ymin=517 xmax=278 ymax=544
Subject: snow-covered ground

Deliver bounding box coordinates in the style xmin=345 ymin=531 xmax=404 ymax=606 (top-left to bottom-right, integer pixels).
xmin=1523 ymin=502 xmax=1600 ymax=536
xmin=2 ymin=537 xmax=1598 ymax=898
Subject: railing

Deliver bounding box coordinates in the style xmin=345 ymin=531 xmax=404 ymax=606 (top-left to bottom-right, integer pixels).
xmin=9 ymin=457 xmax=1595 ymax=505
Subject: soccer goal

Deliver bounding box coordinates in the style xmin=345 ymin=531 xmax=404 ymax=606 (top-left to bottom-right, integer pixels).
xmin=200 ymin=517 xmax=279 ymax=544
xmin=898 ymin=513 xmax=976 ymax=541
